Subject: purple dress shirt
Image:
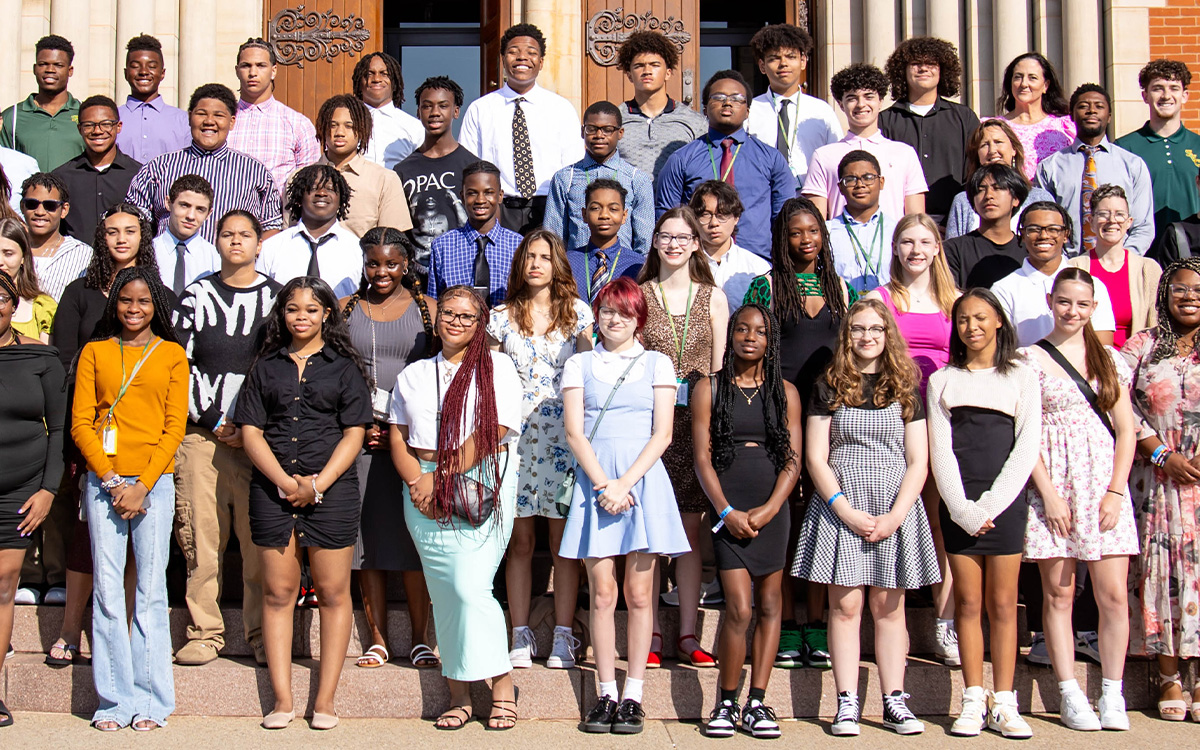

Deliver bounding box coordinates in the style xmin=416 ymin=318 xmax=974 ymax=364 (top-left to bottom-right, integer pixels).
xmin=116 ymin=95 xmax=191 ymax=164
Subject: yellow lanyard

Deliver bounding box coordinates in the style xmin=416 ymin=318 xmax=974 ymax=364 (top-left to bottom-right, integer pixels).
xmin=658 ymin=281 xmax=694 ymax=376
xmin=707 ymin=138 xmax=742 ymax=182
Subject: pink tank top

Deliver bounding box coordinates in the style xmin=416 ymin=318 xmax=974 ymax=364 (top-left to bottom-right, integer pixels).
xmin=878 ymin=286 xmax=953 ymax=394
xmin=1089 ymin=251 xmax=1132 ymax=348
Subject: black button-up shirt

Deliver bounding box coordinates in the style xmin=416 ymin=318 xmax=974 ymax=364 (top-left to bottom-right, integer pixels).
xmin=52 ymin=149 xmax=142 ymax=243
xmin=879 ymin=97 xmax=980 ymax=225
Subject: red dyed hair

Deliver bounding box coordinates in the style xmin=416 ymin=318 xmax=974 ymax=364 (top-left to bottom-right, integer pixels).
xmin=591 ymin=276 xmax=647 ymax=345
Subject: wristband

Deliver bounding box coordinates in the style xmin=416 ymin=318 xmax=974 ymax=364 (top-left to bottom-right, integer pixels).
xmin=1151 ymin=444 xmax=1167 ymax=463
xmin=1104 ymin=489 xmax=1124 ymax=498
xmin=101 ymin=475 xmax=124 ymax=492
xmin=718 ymin=505 xmax=733 ymax=521
xmin=826 ymin=491 xmax=845 ymax=507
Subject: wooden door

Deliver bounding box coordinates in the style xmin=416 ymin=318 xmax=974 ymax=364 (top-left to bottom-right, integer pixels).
xmin=480 ymin=0 xmax=513 ymax=93
xmin=264 ymin=0 xmax=382 ymax=121
xmin=582 ymin=0 xmax=700 ymax=109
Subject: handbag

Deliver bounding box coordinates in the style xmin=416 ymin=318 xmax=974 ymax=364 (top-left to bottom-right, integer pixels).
xmin=1033 ymin=339 xmax=1116 ymax=438
xmin=554 ymin=352 xmax=644 ymax=518
xmin=446 ymin=453 xmax=508 ymax=527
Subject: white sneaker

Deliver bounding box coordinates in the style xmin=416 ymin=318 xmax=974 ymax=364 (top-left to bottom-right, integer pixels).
xmin=545 ymin=626 xmax=579 ymax=669
xmin=1098 ymin=692 xmax=1129 ymax=731
xmin=1059 ymin=689 xmax=1101 ymax=731
xmin=1026 ymin=632 xmax=1051 ymax=666
xmin=42 ymin=586 xmax=67 ymax=606
xmin=705 ymin=699 xmax=740 ymax=738
xmin=987 ymin=691 xmax=1033 ymax=739
xmin=831 ymin=692 xmax=860 ymax=736
xmin=882 ymin=691 xmax=924 ymax=735
xmin=508 ymin=626 xmax=536 ymax=668
xmin=933 ymin=620 xmax=961 ymax=667
xmin=1074 ymin=630 xmax=1101 ymax=665
xmin=14 ymin=587 xmax=39 ymax=605
xmin=951 ymin=686 xmax=987 ymax=736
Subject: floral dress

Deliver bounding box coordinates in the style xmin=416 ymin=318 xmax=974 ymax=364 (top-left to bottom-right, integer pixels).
xmin=1020 ymin=346 xmax=1139 ymax=561
xmin=1121 ymin=329 xmax=1200 ymax=657
xmin=488 ymin=299 xmax=593 ymax=518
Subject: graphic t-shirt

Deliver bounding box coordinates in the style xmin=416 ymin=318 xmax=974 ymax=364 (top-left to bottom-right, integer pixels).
xmin=394 ymin=145 xmax=479 ymax=272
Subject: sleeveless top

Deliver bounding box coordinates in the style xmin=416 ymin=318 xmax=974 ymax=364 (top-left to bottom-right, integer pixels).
xmin=877 ymin=285 xmax=952 ymax=390
xmin=639 ymin=280 xmax=713 ymax=382
xmin=346 ymin=300 xmax=430 ymax=394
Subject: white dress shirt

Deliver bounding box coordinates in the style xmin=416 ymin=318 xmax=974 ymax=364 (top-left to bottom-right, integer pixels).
xmin=256 ymin=221 xmax=363 ymax=297
xmin=561 ymin=341 xmax=677 ymax=388
xmin=153 ymin=229 xmax=221 ymax=294
xmin=747 ymin=89 xmax=843 ymax=186
xmin=363 ymin=102 xmax=425 ymax=170
xmin=0 ymin=146 xmax=38 ymax=213
xmin=458 ymin=83 xmax=584 ymax=197
xmin=990 ymin=258 xmax=1117 ymax=346
xmin=705 ymin=243 xmax=771 ymax=312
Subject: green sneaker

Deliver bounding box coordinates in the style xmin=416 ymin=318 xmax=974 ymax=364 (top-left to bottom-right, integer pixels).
xmin=802 ymin=622 xmax=832 ymax=668
xmin=774 ymin=625 xmax=804 ymax=668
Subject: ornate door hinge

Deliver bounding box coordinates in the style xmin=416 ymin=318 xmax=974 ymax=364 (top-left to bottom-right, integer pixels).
xmin=267 ymin=5 xmax=371 ymax=68
xmin=585 ymin=7 xmax=691 ymax=67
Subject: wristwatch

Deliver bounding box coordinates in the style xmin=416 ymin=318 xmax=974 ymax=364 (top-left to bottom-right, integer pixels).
xmin=311 ymin=475 xmax=324 ymax=504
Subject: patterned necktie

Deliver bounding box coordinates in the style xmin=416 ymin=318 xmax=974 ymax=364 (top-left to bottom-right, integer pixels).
xmin=512 ymin=97 xmax=536 ymax=199
xmin=474 ymin=234 xmax=491 ymax=302
xmin=305 ymin=233 xmax=335 ymax=278
xmin=173 ymin=241 xmax=187 ymax=293
xmin=720 ymin=137 xmax=737 ymax=187
xmin=1080 ymin=145 xmax=1099 ymax=253
xmin=776 ymin=99 xmax=791 ymax=158
xmin=590 ymin=249 xmax=609 ymax=298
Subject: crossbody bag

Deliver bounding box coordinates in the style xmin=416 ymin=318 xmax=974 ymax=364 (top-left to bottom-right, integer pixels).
xmin=1033 ymin=339 xmax=1116 ymax=438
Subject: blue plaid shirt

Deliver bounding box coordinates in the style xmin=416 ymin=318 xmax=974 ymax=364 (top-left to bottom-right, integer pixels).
xmin=543 ymin=151 xmax=655 ymax=255
xmin=567 ymin=240 xmax=644 ymax=302
xmin=426 ymin=222 xmax=522 ymax=307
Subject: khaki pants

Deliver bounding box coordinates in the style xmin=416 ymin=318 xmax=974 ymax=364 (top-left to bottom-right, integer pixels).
xmin=173 ymin=426 xmax=261 ymax=649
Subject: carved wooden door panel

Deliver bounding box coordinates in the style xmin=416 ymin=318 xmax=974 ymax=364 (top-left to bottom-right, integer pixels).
xmin=582 ymin=0 xmax=699 ymax=109
xmin=480 ymin=0 xmax=512 ymax=93
xmin=264 ymin=1 xmax=382 ymax=122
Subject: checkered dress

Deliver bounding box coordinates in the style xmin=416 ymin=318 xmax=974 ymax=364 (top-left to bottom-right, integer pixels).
xmin=791 ymin=401 xmax=941 ymax=589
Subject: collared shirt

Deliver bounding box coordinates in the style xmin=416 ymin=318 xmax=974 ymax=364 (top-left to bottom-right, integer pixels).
xmin=458 ymin=83 xmax=584 ymax=197
xmin=1034 ymin=136 xmax=1155 ymax=255
xmin=0 ymin=146 xmax=37 ymax=214
xmin=617 ymin=97 xmax=708 ymax=179
xmin=287 ymin=153 xmax=412 ymax=237
xmin=543 ymin=151 xmax=655 ymax=255
xmin=879 ymin=97 xmax=980 ymax=223
xmin=1115 ymin=122 xmax=1200 ymax=249
xmin=125 ymin=141 xmax=283 ymax=243
xmin=747 ymin=89 xmax=843 ymax=186
xmin=802 ymin=130 xmax=928 ymax=220
xmin=227 ymin=96 xmax=320 ymax=195
xmin=31 ymin=235 xmax=91 ymax=302
xmin=363 ymin=101 xmax=425 ymax=170
xmin=425 ymin=221 xmax=522 ymax=307
xmin=826 ymin=209 xmax=897 ymax=294
xmin=256 ymin=221 xmax=363 ymax=297
xmin=116 ymin=95 xmax=191 ymax=164
xmin=566 ymin=240 xmax=644 ymax=302
xmin=0 ymin=93 xmax=84 ymax=172
xmin=991 ymin=258 xmax=1117 ymax=346
xmin=705 ymin=242 xmax=770 ymax=313
xmin=52 ymin=149 xmax=143 ymax=242
xmin=153 ymin=228 xmax=221 ymax=295
xmin=655 ymin=126 xmax=797 ymax=259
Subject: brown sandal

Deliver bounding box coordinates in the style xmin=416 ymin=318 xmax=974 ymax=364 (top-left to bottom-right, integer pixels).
xmin=435 ymin=705 xmax=472 ymax=730
xmin=487 ymin=699 xmax=518 ymax=731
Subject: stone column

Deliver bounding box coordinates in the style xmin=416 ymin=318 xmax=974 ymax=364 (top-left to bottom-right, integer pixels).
xmin=993 ymin=0 xmax=1028 ymax=108
xmin=965 ymin=0 xmax=996 ymax=117
xmin=522 ymin=0 xmax=582 ymax=114
xmin=50 ymin=0 xmax=90 ymax=99
xmin=1062 ymin=0 xmax=1102 ymax=92
xmin=862 ymin=0 xmax=896 ymax=68
xmin=114 ymin=0 xmax=154 ymax=103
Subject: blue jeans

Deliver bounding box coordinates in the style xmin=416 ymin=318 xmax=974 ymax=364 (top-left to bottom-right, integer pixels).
xmin=84 ymin=472 xmax=176 ymax=727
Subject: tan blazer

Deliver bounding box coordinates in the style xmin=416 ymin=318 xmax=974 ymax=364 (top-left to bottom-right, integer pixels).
xmin=1067 ymin=250 xmax=1162 ymax=337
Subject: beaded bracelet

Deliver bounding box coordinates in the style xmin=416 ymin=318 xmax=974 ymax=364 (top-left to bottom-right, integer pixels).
xmin=1151 ymin=445 xmax=1173 ymax=468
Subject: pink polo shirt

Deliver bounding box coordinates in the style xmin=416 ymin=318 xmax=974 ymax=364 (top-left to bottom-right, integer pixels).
xmin=801 ymin=130 xmax=928 ymax=219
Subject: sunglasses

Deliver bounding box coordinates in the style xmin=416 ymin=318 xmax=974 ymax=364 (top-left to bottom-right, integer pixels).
xmin=22 ymin=198 xmax=63 ymax=212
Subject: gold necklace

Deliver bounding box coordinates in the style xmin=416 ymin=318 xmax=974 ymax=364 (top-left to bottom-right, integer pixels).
xmin=735 ymin=379 xmax=761 ymax=405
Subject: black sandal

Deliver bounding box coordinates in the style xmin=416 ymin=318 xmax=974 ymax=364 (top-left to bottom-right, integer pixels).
xmin=45 ymin=641 xmax=80 ymax=667
xmin=435 ymin=705 xmax=472 ymax=730
xmin=0 ymin=699 xmax=12 ymax=728
xmin=487 ymin=699 xmax=518 ymax=731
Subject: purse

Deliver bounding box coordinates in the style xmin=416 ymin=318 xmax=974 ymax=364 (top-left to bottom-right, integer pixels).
xmin=446 ymin=454 xmax=507 ymax=527
xmin=554 ymin=352 xmax=644 ymax=518
xmin=1034 ymin=339 xmax=1116 ymax=438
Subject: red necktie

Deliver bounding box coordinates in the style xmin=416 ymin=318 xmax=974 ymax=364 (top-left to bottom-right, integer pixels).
xmin=720 ymin=137 xmax=736 ymax=187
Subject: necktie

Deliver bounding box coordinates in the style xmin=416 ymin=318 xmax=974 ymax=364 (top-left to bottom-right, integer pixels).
xmin=590 ymin=249 xmax=609 ymax=298
xmin=512 ymin=97 xmax=536 ymax=199
xmin=305 ymin=233 xmax=335 ymax=278
xmin=1080 ymin=145 xmax=1099 ymax=253
xmin=473 ymin=234 xmax=491 ymax=302
xmin=776 ymin=99 xmax=792 ymax=158
xmin=720 ymin=137 xmax=737 ymax=187
xmin=173 ymin=241 xmax=187 ymax=293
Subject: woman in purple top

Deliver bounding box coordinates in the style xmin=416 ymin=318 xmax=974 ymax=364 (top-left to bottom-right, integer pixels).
xmin=997 ymin=53 xmax=1076 ymax=180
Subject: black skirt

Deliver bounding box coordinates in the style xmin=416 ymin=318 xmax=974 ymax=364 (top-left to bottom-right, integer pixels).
xmin=248 ymin=467 xmax=361 ymax=549
xmin=713 ymin=444 xmax=790 ymax=575
xmin=353 ymin=450 xmax=421 ymax=571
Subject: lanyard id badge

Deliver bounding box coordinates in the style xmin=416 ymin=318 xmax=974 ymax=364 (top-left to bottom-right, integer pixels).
xmin=102 ymin=424 xmax=118 ymax=455
xmin=675 ymin=378 xmax=689 ymax=406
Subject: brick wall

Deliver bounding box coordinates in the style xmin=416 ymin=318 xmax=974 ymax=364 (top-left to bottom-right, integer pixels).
xmin=1150 ymin=0 xmax=1200 ymax=125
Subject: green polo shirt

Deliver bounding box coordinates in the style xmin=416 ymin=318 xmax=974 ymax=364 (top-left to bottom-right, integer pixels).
xmin=1116 ymin=122 xmax=1200 ymax=233
xmin=0 ymin=93 xmax=84 ymax=172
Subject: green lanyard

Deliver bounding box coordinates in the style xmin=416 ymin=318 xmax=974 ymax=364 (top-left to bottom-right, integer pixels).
xmin=116 ymin=336 xmax=155 ymax=403
xmin=658 ymin=280 xmax=694 ymax=376
xmin=584 ymin=246 xmax=624 ymax=300
xmin=841 ymin=213 xmax=885 ymax=291
xmin=707 ymin=138 xmax=742 ymax=182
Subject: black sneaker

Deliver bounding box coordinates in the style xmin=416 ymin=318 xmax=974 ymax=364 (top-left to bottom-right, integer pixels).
xmin=705 ymin=699 xmax=740 ymax=738
xmin=882 ymin=691 xmax=924 ymax=735
xmin=741 ymin=700 xmax=781 ymax=739
xmin=612 ymin=699 xmax=645 ymax=734
xmin=582 ymin=696 xmax=618 ymax=733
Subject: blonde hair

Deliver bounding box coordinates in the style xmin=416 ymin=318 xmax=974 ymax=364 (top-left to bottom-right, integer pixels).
xmin=886 ymin=213 xmax=958 ymax=317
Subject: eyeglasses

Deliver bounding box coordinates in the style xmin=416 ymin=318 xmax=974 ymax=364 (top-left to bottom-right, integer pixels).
xmin=21 ymin=198 xmax=63 ymax=212
xmin=597 ymin=307 xmax=633 ymax=320
xmin=80 ymin=120 xmax=119 ymax=133
xmin=1093 ymin=210 xmax=1129 ymax=222
xmin=695 ymin=211 xmax=734 ymax=224
xmin=653 ymin=232 xmax=696 ymax=248
xmin=437 ymin=310 xmax=480 ymax=326
xmin=838 ymin=174 xmax=881 ymax=187
xmin=1169 ymin=284 xmax=1200 ymax=298
xmin=583 ymin=124 xmax=620 ymax=136
xmin=849 ymin=325 xmax=887 ymax=339
xmin=1021 ymin=224 xmax=1067 ymax=238
xmin=707 ymin=93 xmax=748 ymax=106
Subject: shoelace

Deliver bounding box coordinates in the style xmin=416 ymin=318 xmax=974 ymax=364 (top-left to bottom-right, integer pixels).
xmin=940 ymin=624 xmax=959 ymax=645
xmin=884 ymin=693 xmax=916 ymax=722
xmin=513 ymin=628 xmax=537 ymax=653
xmin=709 ymin=701 xmax=740 ymax=723
xmin=805 ymin=626 xmax=829 ymax=653
xmin=744 ymin=702 xmax=777 ymax=725
xmin=835 ymin=694 xmax=860 ymax=723
xmin=553 ymin=630 xmax=581 ymax=652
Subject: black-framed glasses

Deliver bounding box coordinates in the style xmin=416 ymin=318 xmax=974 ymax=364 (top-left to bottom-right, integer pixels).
xmin=1021 ymin=224 xmax=1067 ymax=238
xmin=21 ymin=198 xmax=63 ymax=212
xmin=696 ymin=211 xmax=734 ymax=224
xmin=839 ymin=174 xmax=881 ymax=187
xmin=583 ymin=124 xmax=620 ymax=136
xmin=653 ymin=232 xmax=696 ymax=247
xmin=80 ymin=120 xmax=119 ymax=133
xmin=437 ymin=310 xmax=480 ymax=326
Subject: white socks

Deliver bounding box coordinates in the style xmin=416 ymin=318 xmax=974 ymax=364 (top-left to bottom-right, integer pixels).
xmin=1058 ymin=678 xmax=1083 ymax=696
xmin=599 ymin=680 xmax=618 ymax=701
xmin=622 ymin=677 xmax=644 ymax=704
xmin=1102 ymin=678 xmax=1123 ymax=697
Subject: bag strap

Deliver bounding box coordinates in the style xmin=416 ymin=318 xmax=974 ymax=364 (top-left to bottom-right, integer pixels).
xmin=1033 ymin=339 xmax=1116 ymax=438
xmin=101 ymin=338 xmax=163 ymax=426
xmin=1174 ymin=222 xmax=1193 ymax=260
xmin=586 ymin=353 xmax=644 ymax=442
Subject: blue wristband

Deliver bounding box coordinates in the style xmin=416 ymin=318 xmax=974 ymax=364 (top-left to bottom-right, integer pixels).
xmin=827 ymin=491 xmax=845 ymax=507
xmin=718 ymin=505 xmax=733 ymax=521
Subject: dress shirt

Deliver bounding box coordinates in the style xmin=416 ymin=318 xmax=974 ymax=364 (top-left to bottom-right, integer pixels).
xmin=747 ymin=89 xmax=843 ymax=186
xmin=567 ymin=240 xmax=644 ymax=302
xmin=31 ymin=235 xmax=91 ymax=302
xmin=363 ymin=101 xmax=425 ymax=170
xmin=458 ymin=83 xmax=584 ymax=197
xmin=153 ymin=228 xmax=220 ymax=294
xmin=227 ymin=96 xmax=320 ymax=195
xmin=1034 ymin=136 xmax=1155 ymax=255
xmin=561 ymin=341 xmax=676 ymax=387
xmin=654 ymin=127 xmax=797 ymax=259
xmin=0 ymin=146 xmax=38 ymax=214
xmin=802 ymin=130 xmax=928 ymax=220
xmin=287 ymin=153 xmax=412 ymax=237
xmin=1115 ymin=122 xmax=1200 ymax=255
xmin=617 ymin=98 xmax=707 ymax=179
xmin=826 ymin=209 xmax=897 ymax=294
xmin=257 ymin=221 xmax=363 ymax=297
xmin=879 ymin=97 xmax=980 ymax=223
xmin=116 ymin=95 xmax=191 ymax=164
xmin=125 ymin=141 xmax=283 ymax=243
xmin=705 ymin=242 xmax=770 ymax=314
xmin=52 ymin=150 xmax=142 ymax=242
xmin=990 ymin=258 xmax=1116 ymax=346
xmin=425 ymin=221 xmax=522 ymax=307
xmin=0 ymin=93 xmax=84 ymax=171
xmin=543 ymin=151 xmax=655 ymax=255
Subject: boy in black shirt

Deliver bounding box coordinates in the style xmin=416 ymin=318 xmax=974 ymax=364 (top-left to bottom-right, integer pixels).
xmin=943 ymin=163 xmax=1028 ymax=289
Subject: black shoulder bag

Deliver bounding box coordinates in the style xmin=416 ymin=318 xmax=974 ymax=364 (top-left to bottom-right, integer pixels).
xmin=1033 ymin=339 xmax=1116 ymax=439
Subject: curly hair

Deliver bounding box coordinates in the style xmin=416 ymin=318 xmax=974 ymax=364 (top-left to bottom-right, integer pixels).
xmin=1149 ymin=257 xmax=1200 ymax=364
xmin=884 ymin=36 xmax=962 ymax=100
xmin=1048 ymin=267 xmax=1120 ymax=410
xmin=637 ymin=206 xmax=717 ymax=286
xmin=501 ymin=23 xmax=547 ymax=56
xmin=415 ymin=76 xmax=464 ymax=108
xmin=616 ymin=30 xmax=679 ymax=72
xmin=169 ymin=174 xmax=214 ymax=205
xmin=85 ymin=203 xmax=159 ymax=291
xmin=0 ymin=218 xmax=42 ymax=300
xmin=749 ymin=23 xmax=813 ymax=60
xmin=188 ymin=83 xmax=237 ymax=115
xmin=502 ymin=228 xmax=580 ymax=338
xmin=823 ymin=299 xmax=920 ymax=419
xmin=997 ymin=52 xmax=1069 ymax=116
xmin=948 ymin=288 xmax=1020 ymax=374
xmin=342 ymin=226 xmax=435 ymax=356
xmin=830 ymin=63 xmax=889 ymax=101
xmin=89 ymin=266 xmax=180 ymax=345
xmin=36 ymin=34 xmax=74 ymax=63
xmin=316 ymin=94 xmax=372 ymax=154
xmin=709 ymin=303 xmax=795 ymax=475
xmin=767 ymin=197 xmax=848 ymax=324
xmin=284 ymin=164 xmax=350 ymax=224
xmin=256 ymin=276 xmax=371 ymax=385
xmin=585 ymin=177 xmax=627 ymax=206
xmin=1139 ymin=59 xmax=1192 ymax=90
xmin=352 ymin=52 xmax=404 ymax=107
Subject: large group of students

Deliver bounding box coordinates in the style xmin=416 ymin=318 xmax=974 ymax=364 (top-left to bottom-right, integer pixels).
xmin=0 ymin=17 xmax=1199 ymax=740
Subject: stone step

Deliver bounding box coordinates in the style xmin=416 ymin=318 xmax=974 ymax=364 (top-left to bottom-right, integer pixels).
xmin=0 ymin=653 xmax=1154 ymax=720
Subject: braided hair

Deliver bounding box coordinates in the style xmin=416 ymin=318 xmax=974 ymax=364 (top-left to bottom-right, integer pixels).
xmin=341 ymin=226 xmax=436 ymax=356
xmin=710 ymin=304 xmax=795 ymax=475
xmin=88 ymin=266 xmax=180 ymax=345
xmin=85 ymin=203 xmax=159 ymax=291
xmin=768 ymin=197 xmax=847 ymax=324
xmin=1150 ymin=257 xmax=1200 ymax=364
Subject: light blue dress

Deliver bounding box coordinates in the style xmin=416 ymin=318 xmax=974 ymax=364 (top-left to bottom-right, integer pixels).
xmin=558 ymin=350 xmax=690 ymax=559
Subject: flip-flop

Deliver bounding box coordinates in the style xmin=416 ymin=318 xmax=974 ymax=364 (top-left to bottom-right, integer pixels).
xmin=410 ymin=643 xmax=440 ymax=669
xmin=45 ymin=641 xmax=80 ymax=668
xmin=0 ymin=699 xmax=12 ymax=728
xmin=355 ymin=644 xmax=388 ymax=669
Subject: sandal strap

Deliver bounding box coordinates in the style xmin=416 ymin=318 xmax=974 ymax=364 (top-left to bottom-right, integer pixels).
xmin=1161 ymin=672 xmax=1184 ymax=687
xmin=410 ymin=643 xmax=437 ymax=660
xmin=438 ymin=706 xmax=472 ymax=723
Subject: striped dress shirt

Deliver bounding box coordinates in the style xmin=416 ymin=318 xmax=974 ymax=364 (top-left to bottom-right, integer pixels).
xmin=425 ymin=222 xmax=522 ymax=307
xmin=542 ymin=151 xmax=655 ymax=255
xmin=227 ymin=97 xmax=321 ymax=195
xmin=32 ymin=235 xmax=92 ymax=302
xmin=124 ymin=141 xmax=283 ymax=244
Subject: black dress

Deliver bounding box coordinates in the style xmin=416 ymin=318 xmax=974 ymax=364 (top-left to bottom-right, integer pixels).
xmin=779 ymin=304 xmax=838 ymax=407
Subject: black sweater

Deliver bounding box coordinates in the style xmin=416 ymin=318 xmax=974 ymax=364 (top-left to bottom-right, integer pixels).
xmin=0 ymin=344 xmax=67 ymax=494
